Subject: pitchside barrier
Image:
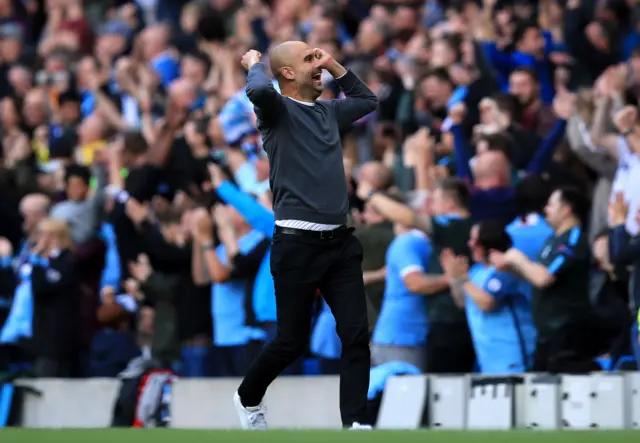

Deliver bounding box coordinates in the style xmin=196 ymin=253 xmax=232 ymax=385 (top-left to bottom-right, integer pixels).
xmin=8 ymin=373 xmax=640 ymax=429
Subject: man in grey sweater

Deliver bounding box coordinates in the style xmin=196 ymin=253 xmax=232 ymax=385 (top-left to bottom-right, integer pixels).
xmin=233 ymin=42 xmax=378 ymax=430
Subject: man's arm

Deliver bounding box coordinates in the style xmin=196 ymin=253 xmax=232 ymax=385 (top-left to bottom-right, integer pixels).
xmin=566 ymin=116 xmax=618 ymax=179
xmin=202 ymin=246 xmax=231 ymax=283
xmin=202 ymin=238 xmax=269 ymax=283
xmin=368 ymin=193 xmax=432 ymax=234
xmin=403 ymin=273 xmax=450 ymax=295
xmin=325 ymin=59 xmax=378 ymax=129
xmin=504 ymin=248 xmax=558 ymax=288
xmin=391 ymin=234 xmax=447 ymax=296
xmin=463 ymin=281 xmax=498 ymax=311
xmin=451 ymin=124 xmax=474 ymax=183
xmin=589 ymin=97 xmax=620 ymax=161
xmin=462 ymin=270 xmax=518 ymax=312
xmin=363 ymin=266 xmax=386 ymax=286
xmin=503 ymin=248 xmax=554 ymax=288
xmin=245 ymin=63 xmax=284 ymax=125
xmin=146 ymin=95 xmax=186 ymax=168
xmin=449 ymin=278 xmax=466 ymax=308
xmin=526 ymin=119 xmax=568 ymax=175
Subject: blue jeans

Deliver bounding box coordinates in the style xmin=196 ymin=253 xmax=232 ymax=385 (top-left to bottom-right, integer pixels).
xmin=181 ymin=345 xmax=210 ymax=378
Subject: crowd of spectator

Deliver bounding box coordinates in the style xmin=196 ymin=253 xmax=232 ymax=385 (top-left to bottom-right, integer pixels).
xmin=0 ymin=0 xmax=639 ymax=382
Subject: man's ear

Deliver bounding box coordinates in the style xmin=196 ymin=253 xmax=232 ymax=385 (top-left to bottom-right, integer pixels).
xmin=281 ymin=67 xmax=294 ymax=80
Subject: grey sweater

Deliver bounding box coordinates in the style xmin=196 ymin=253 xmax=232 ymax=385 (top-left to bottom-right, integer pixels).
xmin=246 ymin=63 xmax=378 ymax=225
xmin=50 ymin=166 xmax=107 ymax=244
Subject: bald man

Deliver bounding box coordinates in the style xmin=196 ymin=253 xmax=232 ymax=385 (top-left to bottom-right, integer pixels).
xmin=20 ymin=194 xmax=50 ymax=236
xmin=447 ymin=99 xmax=571 ymax=224
xmin=17 ymin=194 xmax=51 ymax=263
xmin=363 ymin=97 xmax=569 ymax=229
xmin=168 ymin=77 xmax=197 ymax=110
xmin=234 ymin=43 xmax=377 ymax=430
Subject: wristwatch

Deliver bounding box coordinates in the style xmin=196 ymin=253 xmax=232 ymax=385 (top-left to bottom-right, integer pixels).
xmin=201 ymin=242 xmax=214 ymax=251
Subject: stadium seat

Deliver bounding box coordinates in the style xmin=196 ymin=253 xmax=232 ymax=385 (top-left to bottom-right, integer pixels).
xmin=376 ymin=374 xmax=428 ymax=429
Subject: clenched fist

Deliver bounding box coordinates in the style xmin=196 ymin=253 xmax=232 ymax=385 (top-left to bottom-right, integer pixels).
xmin=449 ymin=102 xmax=467 ymax=125
xmin=242 ymin=50 xmax=262 ymax=71
xmin=0 ymin=237 xmax=12 ymax=257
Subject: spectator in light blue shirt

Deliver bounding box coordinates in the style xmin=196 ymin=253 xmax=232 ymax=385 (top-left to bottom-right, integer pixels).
xmin=509 ymin=176 xmax=554 ymax=259
xmin=507 ymin=176 xmax=554 ymax=299
xmin=0 ymin=250 xmax=34 ymax=345
xmin=194 ymin=202 xmax=269 ymax=377
xmin=443 ymin=220 xmax=536 ymax=374
xmin=371 ymin=221 xmax=431 ymax=371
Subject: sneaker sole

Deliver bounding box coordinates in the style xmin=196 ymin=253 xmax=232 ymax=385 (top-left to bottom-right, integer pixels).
xmin=233 ymin=392 xmax=250 ymax=430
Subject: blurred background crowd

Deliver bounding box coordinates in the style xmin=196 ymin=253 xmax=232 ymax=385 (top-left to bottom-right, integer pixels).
xmin=0 ymin=0 xmax=639 ymax=382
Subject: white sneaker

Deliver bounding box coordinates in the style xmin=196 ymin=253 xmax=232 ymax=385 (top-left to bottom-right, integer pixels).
xmin=349 ymin=422 xmax=372 ymax=430
xmin=234 ymin=391 xmax=268 ymax=430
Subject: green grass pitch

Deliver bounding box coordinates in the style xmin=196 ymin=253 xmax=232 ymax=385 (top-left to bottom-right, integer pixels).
xmin=0 ymin=429 xmax=638 ymax=443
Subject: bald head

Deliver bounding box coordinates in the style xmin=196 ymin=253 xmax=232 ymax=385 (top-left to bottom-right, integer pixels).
xmin=359 ymin=161 xmax=392 ymax=190
xmin=269 ymin=41 xmax=309 ymax=79
xmin=473 ymin=151 xmax=510 ymax=187
xmin=20 ymin=193 xmax=50 ymax=214
xmin=268 ymin=40 xmax=326 ymax=100
xmin=20 ymin=193 xmax=51 ymax=236
xmin=169 ymin=77 xmax=197 ymax=109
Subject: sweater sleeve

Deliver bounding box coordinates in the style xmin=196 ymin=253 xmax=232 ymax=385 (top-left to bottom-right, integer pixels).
xmin=451 ymin=124 xmax=474 ymax=183
xmin=526 ymin=119 xmax=567 ymax=175
xmin=332 ymin=70 xmax=379 ymax=129
xmin=246 ymin=63 xmax=285 ymax=127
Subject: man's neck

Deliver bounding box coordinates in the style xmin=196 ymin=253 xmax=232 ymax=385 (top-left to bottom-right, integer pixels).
xmin=285 ymin=94 xmax=315 ymax=104
xmin=555 ymin=218 xmax=580 ymax=237
xmin=281 ymin=87 xmax=316 ymax=104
